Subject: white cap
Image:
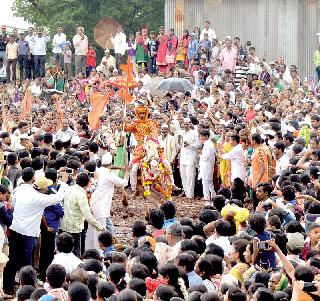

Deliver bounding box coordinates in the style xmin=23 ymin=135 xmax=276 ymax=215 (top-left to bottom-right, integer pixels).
xmin=161 ymin=124 xmax=168 ymax=129
xmin=225 ymin=35 xmax=232 ymax=40
xmin=71 ymin=135 xmax=80 ymax=145
xmin=101 ymin=152 xmax=113 ymax=165
xmin=61 ymin=134 xmax=71 ymax=143
xmin=184 ymin=117 xmax=191 ymax=123
xmin=254 ymin=104 xmax=261 ymax=111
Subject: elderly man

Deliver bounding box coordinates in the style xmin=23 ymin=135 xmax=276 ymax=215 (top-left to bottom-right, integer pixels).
xmin=155 ymin=223 xmax=183 ymax=267
xmin=52 ymin=26 xmax=66 ymax=68
xmin=96 ymin=49 xmax=116 ymax=77
xmin=54 ymin=119 xmax=76 ymax=142
xmin=85 ymin=152 xmax=128 ymax=252
xmin=180 ymin=118 xmax=200 ymax=199
xmin=72 ymin=27 xmax=88 ymax=75
xmin=111 ymin=25 xmax=126 ymax=71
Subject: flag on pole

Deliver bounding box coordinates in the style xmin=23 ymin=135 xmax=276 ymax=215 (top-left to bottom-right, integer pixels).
xmin=20 ymin=87 xmax=32 ymax=121
xmin=55 ymin=95 xmax=63 ymax=131
xmin=88 ymin=91 xmax=110 ymax=130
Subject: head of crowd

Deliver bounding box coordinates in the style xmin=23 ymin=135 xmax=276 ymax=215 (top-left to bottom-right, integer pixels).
xmin=0 ymin=18 xmax=320 ymax=301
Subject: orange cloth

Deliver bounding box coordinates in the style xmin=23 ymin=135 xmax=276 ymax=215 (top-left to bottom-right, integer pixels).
xmin=54 ymin=95 xmax=63 ymax=131
xmin=251 ymin=145 xmax=269 ymax=187
xmin=20 ymin=87 xmax=32 ymax=120
xmin=88 ymin=91 xmax=109 ymax=130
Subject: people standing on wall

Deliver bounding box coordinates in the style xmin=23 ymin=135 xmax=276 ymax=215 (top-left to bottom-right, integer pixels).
xmin=52 ymin=26 xmax=66 ymax=69
xmin=111 ymin=25 xmax=127 ymax=72
xmin=25 ymin=27 xmax=35 ymax=79
xmin=148 ymin=31 xmax=158 ymax=75
xmin=166 ymin=28 xmax=178 ymax=74
xmin=17 ymin=32 xmax=29 ymax=81
xmin=200 ymin=20 xmax=216 ymax=42
xmin=5 ymin=35 xmax=18 ymax=83
xmin=156 ymin=26 xmax=168 ymax=75
xmin=0 ymin=26 xmax=8 ymax=62
xmin=72 ymin=26 xmax=88 ymax=75
xmin=33 ymin=28 xmax=50 ymax=78
xmin=314 ymin=42 xmax=320 ymax=82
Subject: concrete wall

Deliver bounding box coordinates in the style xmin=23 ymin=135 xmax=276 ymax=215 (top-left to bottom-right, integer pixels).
xmin=165 ymin=0 xmax=320 ymax=77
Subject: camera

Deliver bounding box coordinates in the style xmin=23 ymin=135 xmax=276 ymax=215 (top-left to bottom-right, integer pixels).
xmin=258 ymin=241 xmax=268 ymax=250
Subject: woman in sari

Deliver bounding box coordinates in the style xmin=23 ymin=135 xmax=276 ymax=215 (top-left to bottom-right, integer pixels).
xmin=218 ymin=132 xmax=233 ymax=188
xmin=136 ymin=29 xmax=149 ymax=68
xmin=74 ymin=72 xmax=88 ymax=105
xmin=166 ymin=28 xmax=178 ymax=74
xmin=176 ymin=30 xmax=190 ymax=70
xmin=156 ymin=26 xmax=168 ymax=75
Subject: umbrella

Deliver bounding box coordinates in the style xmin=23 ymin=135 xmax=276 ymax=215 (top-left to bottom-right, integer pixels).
xmin=94 ymin=18 xmax=120 ymax=50
xmin=156 ymin=78 xmax=193 ymax=92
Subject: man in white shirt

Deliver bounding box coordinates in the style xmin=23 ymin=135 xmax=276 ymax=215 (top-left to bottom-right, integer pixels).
xmin=159 ymin=124 xmax=176 ymax=164
xmin=274 ymin=141 xmax=290 ymax=175
xmin=198 ymin=129 xmax=215 ymax=201
xmin=25 ymin=26 xmax=35 ymax=79
xmin=32 ymin=28 xmax=50 ymax=77
xmin=3 ymin=169 xmax=68 ymax=294
xmin=86 ymin=153 xmax=128 ymax=252
xmin=52 ymin=26 xmax=66 ymax=68
xmin=180 ymin=118 xmax=200 ymax=199
xmin=5 ymin=35 xmax=18 ymax=82
xmin=111 ymin=25 xmax=127 ymax=71
xmin=54 ymin=119 xmax=76 ymax=142
xmin=72 ymin=26 xmax=88 ymax=75
xmin=200 ymin=20 xmax=216 ymax=42
xmin=221 ymin=134 xmax=246 ymax=183
xmin=96 ymin=49 xmax=116 ymax=77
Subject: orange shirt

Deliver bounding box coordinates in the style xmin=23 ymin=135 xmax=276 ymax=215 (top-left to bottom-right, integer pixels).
xmin=251 ymin=145 xmax=269 ymax=187
xmin=124 ymin=119 xmax=159 ymax=144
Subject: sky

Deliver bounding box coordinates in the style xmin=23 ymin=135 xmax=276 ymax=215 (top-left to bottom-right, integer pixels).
xmin=1 ymin=0 xmax=32 ymax=30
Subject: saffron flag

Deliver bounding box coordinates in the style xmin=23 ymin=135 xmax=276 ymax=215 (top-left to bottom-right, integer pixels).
xmin=88 ymin=91 xmax=109 ymax=130
xmin=20 ymin=88 xmax=32 ymax=120
xmin=55 ymin=95 xmax=63 ymax=131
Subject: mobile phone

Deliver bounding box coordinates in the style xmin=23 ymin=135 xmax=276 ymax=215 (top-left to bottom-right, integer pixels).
xmin=258 ymin=241 xmax=267 ymax=250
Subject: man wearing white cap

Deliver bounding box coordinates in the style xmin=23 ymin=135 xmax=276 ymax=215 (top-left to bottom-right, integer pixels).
xmin=180 ymin=118 xmax=200 ymax=199
xmin=96 ymin=49 xmax=116 ymax=77
xmin=85 ymin=152 xmax=129 ymax=252
xmin=159 ymin=124 xmax=176 ymax=166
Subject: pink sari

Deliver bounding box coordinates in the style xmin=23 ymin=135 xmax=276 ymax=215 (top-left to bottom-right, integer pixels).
xmin=156 ymin=34 xmax=168 ymax=67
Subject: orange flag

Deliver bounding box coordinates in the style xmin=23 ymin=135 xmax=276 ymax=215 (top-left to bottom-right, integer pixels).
xmin=120 ymin=57 xmax=135 ymax=104
xmin=20 ymin=87 xmax=32 ymax=120
xmin=55 ymin=95 xmax=63 ymax=131
xmin=88 ymin=91 xmax=110 ymax=130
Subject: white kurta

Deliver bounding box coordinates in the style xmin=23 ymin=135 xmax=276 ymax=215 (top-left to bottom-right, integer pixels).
xmin=85 ymin=167 xmax=128 ymax=251
xmin=180 ymin=129 xmax=199 ymax=165
xmin=159 ymin=134 xmax=176 ymax=163
xmin=221 ymin=143 xmax=246 ymax=182
xmin=198 ymin=139 xmax=215 ymax=181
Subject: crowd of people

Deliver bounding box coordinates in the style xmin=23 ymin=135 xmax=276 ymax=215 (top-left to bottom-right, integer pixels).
xmin=0 ymin=16 xmax=319 ymax=301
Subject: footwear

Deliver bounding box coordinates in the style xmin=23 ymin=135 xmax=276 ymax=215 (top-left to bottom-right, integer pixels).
xmin=172 ymin=184 xmax=181 ymax=191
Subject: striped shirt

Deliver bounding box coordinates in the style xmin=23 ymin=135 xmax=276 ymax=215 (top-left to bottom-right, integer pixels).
xmin=234 ymin=65 xmax=249 ymax=87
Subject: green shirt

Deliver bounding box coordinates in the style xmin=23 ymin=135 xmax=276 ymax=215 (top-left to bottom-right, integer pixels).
xmin=314 ymin=50 xmax=320 ymax=67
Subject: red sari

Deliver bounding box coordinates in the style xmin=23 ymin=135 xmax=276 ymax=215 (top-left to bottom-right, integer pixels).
xmin=156 ymin=34 xmax=168 ymax=73
xmin=166 ymin=35 xmax=178 ymax=73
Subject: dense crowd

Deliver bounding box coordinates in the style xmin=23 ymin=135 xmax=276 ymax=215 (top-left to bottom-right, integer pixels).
xmin=0 ymin=18 xmax=319 ymax=301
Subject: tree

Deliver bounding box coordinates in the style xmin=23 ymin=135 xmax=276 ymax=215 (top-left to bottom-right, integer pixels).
xmin=13 ymin=0 xmax=165 ymax=57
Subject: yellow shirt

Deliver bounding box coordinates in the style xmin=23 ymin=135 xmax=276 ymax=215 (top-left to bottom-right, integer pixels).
xmin=6 ymin=42 xmax=18 ymax=60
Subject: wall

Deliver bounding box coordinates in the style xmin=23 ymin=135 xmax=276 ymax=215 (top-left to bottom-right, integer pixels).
xmin=165 ymin=0 xmax=320 ymax=77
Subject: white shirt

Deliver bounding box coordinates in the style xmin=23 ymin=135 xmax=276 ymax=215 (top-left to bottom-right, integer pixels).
xmin=11 ymin=183 xmax=67 ymax=237
xmin=25 ymin=34 xmax=35 ymax=54
xmin=90 ymin=167 xmax=128 ymax=219
xmin=276 ymin=154 xmax=290 ymax=175
xmin=221 ymin=143 xmax=246 ymax=182
xmin=111 ymin=32 xmax=127 ymax=55
xmin=200 ymin=27 xmax=216 ymax=41
xmin=159 ymin=134 xmax=176 ymax=163
xmin=180 ymin=129 xmax=199 ymax=165
xmin=198 ymin=139 xmax=215 ymax=181
xmin=51 ymin=252 xmax=83 ymax=274
xmin=32 ymin=35 xmax=50 ymax=55
xmin=72 ymin=34 xmax=88 ymax=55
xmin=206 ymin=235 xmax=231 ymax=256
xmin=141 ymin=74 xmax=152 ymax=91
xmin=52 ymin=32 xmax=66 ymax=54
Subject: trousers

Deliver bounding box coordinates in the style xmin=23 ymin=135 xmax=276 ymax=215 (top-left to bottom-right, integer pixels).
xmin=180 ymin=164 xmax=196 ymax=198
xmin=202 ymin=180 xmax=215 ymax=200
xmin=3 ymin=230 xmax=36 ymax=293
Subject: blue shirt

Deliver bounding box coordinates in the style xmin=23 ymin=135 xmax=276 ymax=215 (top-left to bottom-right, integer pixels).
xmin=187 ymin=270 xmax=204 ymax=287
xmin=103 ymin=245 xmax=116 ymax=257
xmin=44 ymin=185 xmax=64 ymax=232
xmin=18 ymin=40 xmax=29 ymax=56
xmin=188 ymin=39 xmax=199 ymax=60
xmin=163 ymin=217 xmax=179 ymax=230
xmin=256 ymin=230 xmax=276 ymax=269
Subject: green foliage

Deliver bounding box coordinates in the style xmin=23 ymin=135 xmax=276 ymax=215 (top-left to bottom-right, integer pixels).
xmin=13 ymin=0 xmax=165 ymax=55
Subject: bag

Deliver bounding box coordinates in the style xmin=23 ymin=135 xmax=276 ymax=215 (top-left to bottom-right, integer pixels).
xmin=165 ymin=54 xmax=175 ymax=64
